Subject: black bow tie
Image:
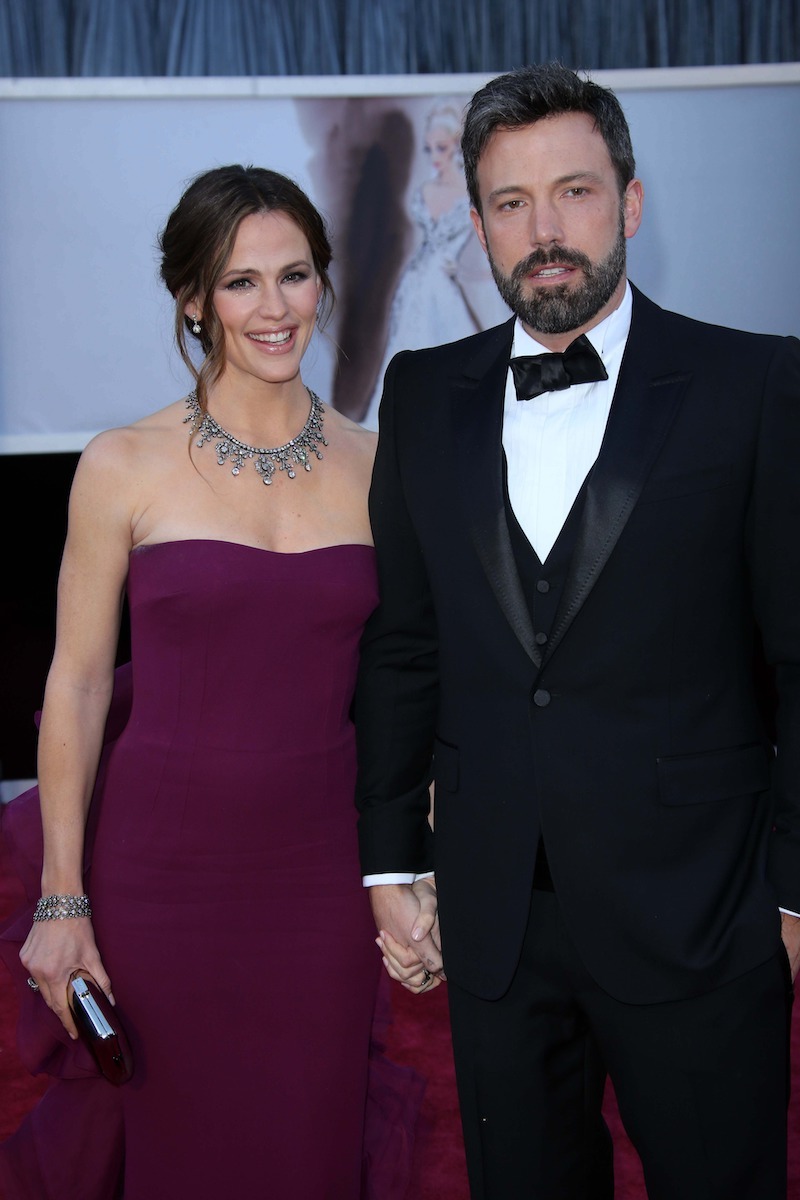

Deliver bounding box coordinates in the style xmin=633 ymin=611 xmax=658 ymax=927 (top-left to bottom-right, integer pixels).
xmin=510 ymin=334 xmax=608 ymax=401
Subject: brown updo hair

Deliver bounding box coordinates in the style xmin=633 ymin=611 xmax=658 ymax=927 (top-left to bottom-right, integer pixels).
xmin=158 ymin=164 xmax=334 ymax=415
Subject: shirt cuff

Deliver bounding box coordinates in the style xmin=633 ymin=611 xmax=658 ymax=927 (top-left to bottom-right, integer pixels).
xmin=779 ymin=907 xmax=800 ymax=918
xmin=362 ymin=871 xmax=434 ymax=887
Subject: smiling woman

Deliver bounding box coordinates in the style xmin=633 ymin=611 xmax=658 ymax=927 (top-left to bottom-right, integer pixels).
xmin=0 ymin=164 xmax=421 ymax=1200
xmin=202 ymin=210 xmax=323 ymax=395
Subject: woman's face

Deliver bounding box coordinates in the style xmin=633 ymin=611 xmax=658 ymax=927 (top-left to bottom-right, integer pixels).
xmin=424 ymin=124 xmax=459 ymax=175
xmin=199 ymin=210 xmax=322 ymax=389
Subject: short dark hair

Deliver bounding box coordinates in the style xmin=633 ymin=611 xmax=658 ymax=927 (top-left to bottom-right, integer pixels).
xmin=462 ymin=62 xmax=636 ymax=213
xmin=158 ymin=164 xmax=334 ymax=414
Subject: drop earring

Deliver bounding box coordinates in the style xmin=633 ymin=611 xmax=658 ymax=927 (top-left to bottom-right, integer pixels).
xmin=191 ymin=314 xmax=201 ymax=335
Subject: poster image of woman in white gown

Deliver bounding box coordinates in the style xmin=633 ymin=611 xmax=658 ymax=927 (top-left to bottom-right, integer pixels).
xmin=359 ymin=99 xmax=509 ymax=430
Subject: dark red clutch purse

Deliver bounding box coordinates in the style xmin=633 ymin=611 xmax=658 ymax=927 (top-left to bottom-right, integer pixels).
xmin=68 ymin=972 xmax=134 ymax=1086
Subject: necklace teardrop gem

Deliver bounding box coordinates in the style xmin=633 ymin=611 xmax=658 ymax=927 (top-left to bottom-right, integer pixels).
xmin=183 ymin=388 xmax=327 ymax=484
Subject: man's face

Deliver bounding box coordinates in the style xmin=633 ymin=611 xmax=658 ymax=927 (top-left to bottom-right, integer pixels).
xmin=471 ymin=112 xmax=643 ymax=349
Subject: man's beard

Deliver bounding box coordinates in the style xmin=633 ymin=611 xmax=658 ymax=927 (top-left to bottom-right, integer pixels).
xmin=487 ymin=217 xmax=627 ymax=336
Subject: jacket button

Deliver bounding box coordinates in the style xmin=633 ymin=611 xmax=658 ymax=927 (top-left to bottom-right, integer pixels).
xmin=536 ymin=580 xmax=550 ymax=593
xmin=535 ymin=632 xmax=548 ymax=645
xmin=533 ymin=689 xmax=551 ymax=707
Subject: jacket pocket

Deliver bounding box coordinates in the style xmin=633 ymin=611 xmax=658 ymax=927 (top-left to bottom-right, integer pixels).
xmin=656 ymin=742 xmax=771 ymax=806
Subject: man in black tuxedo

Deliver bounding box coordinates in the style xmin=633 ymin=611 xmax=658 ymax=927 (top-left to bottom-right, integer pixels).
xmin=355 ymin=63 xmax=800 ymax=1198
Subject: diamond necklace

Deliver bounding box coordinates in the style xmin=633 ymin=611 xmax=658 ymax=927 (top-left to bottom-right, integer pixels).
xmin=183 ymin=388 xmax=327 ymax=485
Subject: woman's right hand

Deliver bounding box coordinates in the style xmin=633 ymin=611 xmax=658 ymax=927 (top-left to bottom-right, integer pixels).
xmin=19 ymin=916 xmax=113 ymax=1040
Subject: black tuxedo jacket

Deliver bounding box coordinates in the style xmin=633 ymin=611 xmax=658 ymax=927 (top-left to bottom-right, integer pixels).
xmin=355 ymin=285 xmax=800 ymax=1004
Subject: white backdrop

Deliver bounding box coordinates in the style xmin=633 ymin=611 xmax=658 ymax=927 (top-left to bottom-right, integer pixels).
xmin=1 ymin=64 xmax=798 ymax=452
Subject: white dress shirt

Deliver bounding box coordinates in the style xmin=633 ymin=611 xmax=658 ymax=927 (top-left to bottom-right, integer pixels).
xmin=503 ymin=282 xmax=631 ymax=561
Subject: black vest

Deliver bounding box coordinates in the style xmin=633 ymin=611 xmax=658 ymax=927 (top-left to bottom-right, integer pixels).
xmin=504 ymin=465 xmax=591 ymax=890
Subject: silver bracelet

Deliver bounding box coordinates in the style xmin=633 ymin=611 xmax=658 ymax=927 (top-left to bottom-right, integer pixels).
xmin=33 ymin=894 xmax=92 ymax=921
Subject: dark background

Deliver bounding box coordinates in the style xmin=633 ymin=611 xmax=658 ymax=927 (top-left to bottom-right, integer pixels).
xmin=0 ymin=453 xmax=131 ymax=783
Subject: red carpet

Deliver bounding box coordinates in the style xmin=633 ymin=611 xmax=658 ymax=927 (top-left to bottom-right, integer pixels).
xmin=2 ymin=856 xmax=800 ymax=1197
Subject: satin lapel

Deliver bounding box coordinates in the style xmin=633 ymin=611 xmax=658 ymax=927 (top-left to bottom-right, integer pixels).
xmin=452 ymin=320 xmax=541 ymax=667
xmin=544 ymin=293 xmax=690 ymax=667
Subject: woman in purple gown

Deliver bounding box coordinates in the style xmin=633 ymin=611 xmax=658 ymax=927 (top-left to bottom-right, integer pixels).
xmin=0 ymin=165 xmax=423 ymax=1199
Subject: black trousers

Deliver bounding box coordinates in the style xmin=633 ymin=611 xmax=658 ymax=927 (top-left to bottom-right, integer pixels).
xmin=447 ymin=889 xmax=792 ymax=1200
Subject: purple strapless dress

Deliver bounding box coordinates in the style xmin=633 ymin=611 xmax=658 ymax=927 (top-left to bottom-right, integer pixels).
xmin=0 ymin=540 xmax=423 ymax=1200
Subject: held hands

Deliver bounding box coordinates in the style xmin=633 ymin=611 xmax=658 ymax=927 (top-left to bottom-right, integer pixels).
xmin=780 ymin=912 xmax=800 ymax=983
xmin=19 ymin=917 xmax=114 ymax=1040
xmin=371 ymin=877 xmax=445 ymax=995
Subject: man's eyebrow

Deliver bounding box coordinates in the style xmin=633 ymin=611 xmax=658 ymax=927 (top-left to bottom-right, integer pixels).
xmin=553 ymin=171 xmax=605 ymax=186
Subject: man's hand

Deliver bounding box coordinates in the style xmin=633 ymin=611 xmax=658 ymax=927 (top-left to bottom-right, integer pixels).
xmin=780 ymin=912 xmax=800 ymax=982
xmin=411 ymin=876 xmax=441 ymax=957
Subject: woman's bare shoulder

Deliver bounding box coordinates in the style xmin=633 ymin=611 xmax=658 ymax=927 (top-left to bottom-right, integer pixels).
xmin=324 ymin=405 xmax=377 ymax=440
xmin=77 ymin=398 xmax=190 ymax=477
xmin=325 ymin=407 xmax=377 ymax=465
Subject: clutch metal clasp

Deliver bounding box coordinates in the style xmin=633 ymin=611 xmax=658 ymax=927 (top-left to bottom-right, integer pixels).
xmin=69 ymin=975 xmax=115 ymax=1039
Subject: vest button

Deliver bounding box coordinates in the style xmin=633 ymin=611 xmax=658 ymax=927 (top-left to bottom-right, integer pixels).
xmin=536 ymin=579 xmax=550 ymax=593
xmin=535 ymin=632 xmax=547 ymax=645
xmin=533 ymin=689 xmax=551 ymax=707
